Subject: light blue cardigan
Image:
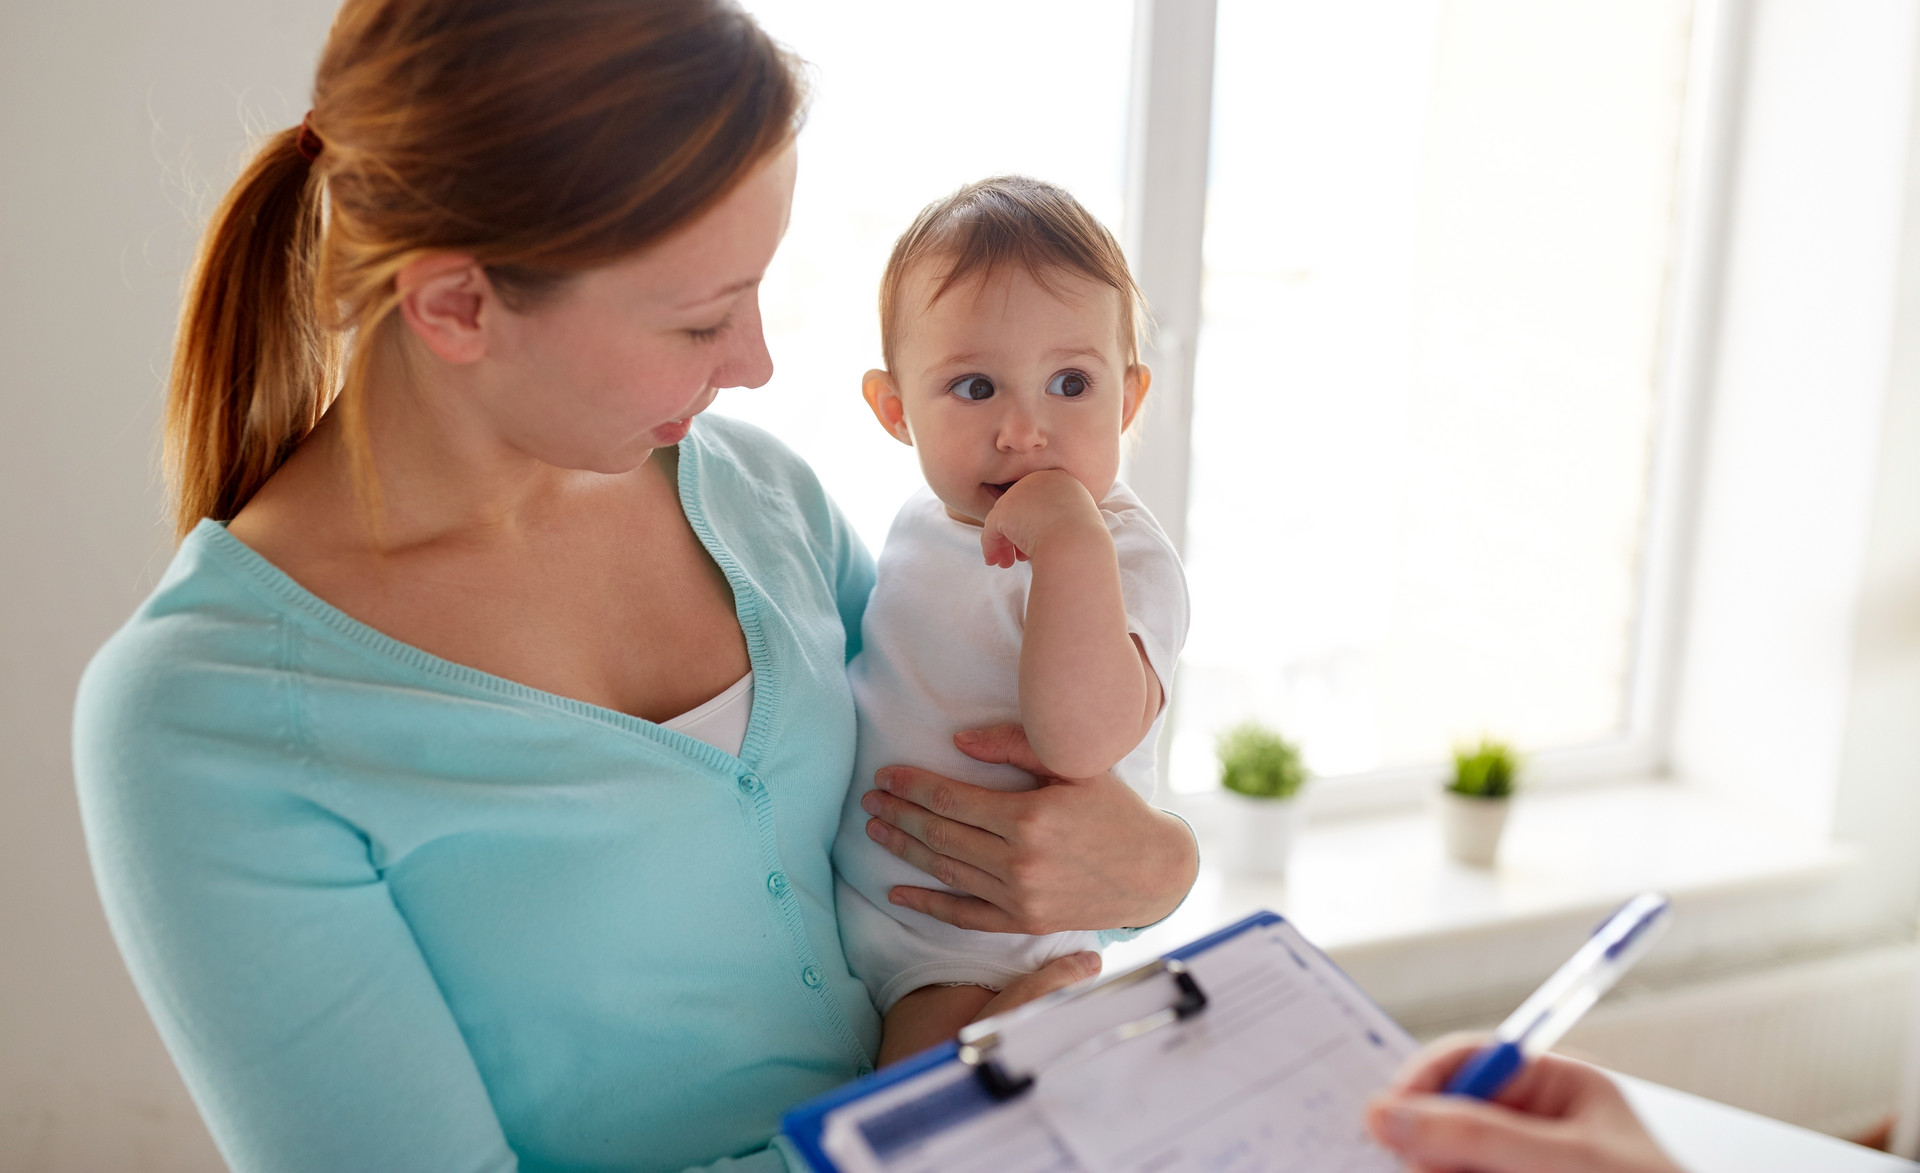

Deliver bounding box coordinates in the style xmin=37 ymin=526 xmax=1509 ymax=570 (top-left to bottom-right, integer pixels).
xmin=74 ymin=416 xmax=884 ymax=1173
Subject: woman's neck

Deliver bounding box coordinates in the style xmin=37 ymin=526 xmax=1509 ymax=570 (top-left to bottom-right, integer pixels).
xmin=238 ymin=342 xmax=662 ymax=557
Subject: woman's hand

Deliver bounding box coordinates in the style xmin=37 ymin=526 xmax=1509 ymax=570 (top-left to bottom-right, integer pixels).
xmin=1365 ymin=1035 xmax=1684 ymax=1173
xmin=859 ymin=725 xmax=1198 ymax=934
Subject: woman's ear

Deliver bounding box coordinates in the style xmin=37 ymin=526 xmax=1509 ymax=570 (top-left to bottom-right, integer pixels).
xmin=1121 ymin=363 xmax=1152 ymax=431
xmin=396 ymin=253 xmax=492 ymax=365
xmin=862 ymin=369 xmax=913 ymax=445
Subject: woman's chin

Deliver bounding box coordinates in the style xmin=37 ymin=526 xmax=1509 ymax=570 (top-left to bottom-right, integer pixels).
xmin=649 ymin=416 xmax=695 ymax=447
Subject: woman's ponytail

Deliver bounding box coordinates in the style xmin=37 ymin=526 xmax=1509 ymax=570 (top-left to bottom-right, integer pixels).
xmin=164 ymin=124 xmax=333 ymax=537
xmin=161 ymin=0 xmax=805 ymax=538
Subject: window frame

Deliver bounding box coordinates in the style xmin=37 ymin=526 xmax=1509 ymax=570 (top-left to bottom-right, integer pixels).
xmin=1120 ymin=0 xmax=1755 ymax=814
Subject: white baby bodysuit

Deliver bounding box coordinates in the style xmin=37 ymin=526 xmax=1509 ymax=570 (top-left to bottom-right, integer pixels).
xmin=832 ymin=481 xmax=1189 ymax=1013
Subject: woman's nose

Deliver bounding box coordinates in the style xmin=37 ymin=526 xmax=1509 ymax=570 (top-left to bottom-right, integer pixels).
xmin=713 ymin=296 xmax=774 ymax=390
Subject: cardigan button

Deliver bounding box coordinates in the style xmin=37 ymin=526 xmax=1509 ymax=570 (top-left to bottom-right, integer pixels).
xmin=767 ymin=872 xmax=790 ymax=898
xmin=801 ymin=965 xmax=825 ymax=989
xmin=738 ymin=772 xmax=763 ymax=794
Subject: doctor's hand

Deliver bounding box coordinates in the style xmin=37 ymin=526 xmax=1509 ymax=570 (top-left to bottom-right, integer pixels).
xmin=860 ymin=724 xmax=1197 ymax=936
xmin=1365 ymin=1035 xmax=1683 ymax=1173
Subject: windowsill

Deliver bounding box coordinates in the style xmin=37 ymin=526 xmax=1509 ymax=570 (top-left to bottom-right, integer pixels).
xmin=1113 ymin=779 xmax=1864 ymax=1030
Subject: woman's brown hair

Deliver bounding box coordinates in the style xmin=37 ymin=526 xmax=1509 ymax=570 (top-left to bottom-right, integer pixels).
xmin=165 ymin=0 xmax=805 ymax=536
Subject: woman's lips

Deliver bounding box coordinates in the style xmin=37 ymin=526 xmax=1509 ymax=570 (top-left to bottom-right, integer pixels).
xmin=650 ymin=390 xmax=717 ymax=445
xmin=651 ymin=417 xmax=695 ymax=445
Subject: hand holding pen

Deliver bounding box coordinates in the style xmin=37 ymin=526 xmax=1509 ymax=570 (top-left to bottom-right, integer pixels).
xmin=1364 ymin=893 xmax=1682 ymax=1173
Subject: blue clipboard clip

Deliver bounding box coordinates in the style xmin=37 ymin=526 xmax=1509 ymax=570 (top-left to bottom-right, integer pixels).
xmin=955 ymin=956 xmax=1209 ymax=1101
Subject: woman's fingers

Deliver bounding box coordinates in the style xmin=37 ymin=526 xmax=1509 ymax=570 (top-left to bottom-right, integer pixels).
xmin=885 ymin=886 xmax=1021 ymax=933
xmin=952 ymin=724 xmax=1058 ymax=779
xmin=863 ymin=814 xmax=1005 ymax=904
xmin=861 ymin=783 xmax=1009 ymax=870
xmin=872 ymin=724 xmax=1199 ymax=934
xmin=972 ymin=952 xmax=1102 ymax=1022
xmin=872 ymin=764 xmax=1023 ymax=838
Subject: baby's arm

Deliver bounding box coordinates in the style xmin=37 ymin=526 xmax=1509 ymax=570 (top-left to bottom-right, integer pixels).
xmin=980 ymin=470 xmax=1162 ymax=779
xmin=877 ymin=984 xmax=997 ymax=1066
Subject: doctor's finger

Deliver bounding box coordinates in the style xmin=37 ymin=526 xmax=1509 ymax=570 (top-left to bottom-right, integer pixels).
xmin=1367 ymin=1095 xmax=1569 ymax=1173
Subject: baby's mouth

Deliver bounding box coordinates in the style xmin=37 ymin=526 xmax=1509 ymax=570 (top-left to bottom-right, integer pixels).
xmin=984 ymin=480 xmax=1019 ymax=500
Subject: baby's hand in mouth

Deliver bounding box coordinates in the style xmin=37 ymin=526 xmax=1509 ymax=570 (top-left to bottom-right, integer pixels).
xmin=977 ymin=471 xmax=1103 ymax=568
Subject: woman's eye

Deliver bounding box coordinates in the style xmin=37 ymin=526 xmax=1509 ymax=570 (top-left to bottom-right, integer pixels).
xmin=1047 ymin=371 xmax=1090 ymax=398
xmin=686 ymin=317 xmax=730 ymax=343
xmin=950 ymin=375 xmax=996 ymax=401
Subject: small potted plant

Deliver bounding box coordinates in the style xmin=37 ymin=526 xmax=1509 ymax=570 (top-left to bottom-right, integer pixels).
xmin=1217 ymin=721 xmax=1308 ymax=876
xmin=1440 ymin=737 xmax=1520 ymax=867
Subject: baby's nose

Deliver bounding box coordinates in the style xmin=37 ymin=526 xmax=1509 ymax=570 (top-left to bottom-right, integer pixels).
xmin=996 ymin=410 xmax=1046 ymax=452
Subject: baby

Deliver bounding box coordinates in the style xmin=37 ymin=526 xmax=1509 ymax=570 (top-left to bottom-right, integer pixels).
xmin=833 ymin=176 xmax=1190 ymax=1064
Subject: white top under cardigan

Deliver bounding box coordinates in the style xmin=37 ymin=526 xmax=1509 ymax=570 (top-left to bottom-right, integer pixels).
xmin=661 ymin=672 xmax=754 ymax=758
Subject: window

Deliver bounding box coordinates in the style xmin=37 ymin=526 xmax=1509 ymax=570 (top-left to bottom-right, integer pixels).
xmin=723 ymin=0 xmax=1137 ymax=548
xmin=1164 ymin=0 xmax=1700 ymax=793
xmin=727 ymin=0 xmax=1708 ymax=802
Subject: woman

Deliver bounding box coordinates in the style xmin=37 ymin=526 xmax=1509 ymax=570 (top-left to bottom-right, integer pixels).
xmin=71 ymin=2 xmax=1197 ymax=1170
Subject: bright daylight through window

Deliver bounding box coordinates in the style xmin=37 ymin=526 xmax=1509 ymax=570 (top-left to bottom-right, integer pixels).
xmin=1172 ymin=0 xmax=1695 ymax=792
xmin=724 ymin=0 xmax=1698 ymax=797
xmin=720 ymin=0 xmax=1135 ymax=547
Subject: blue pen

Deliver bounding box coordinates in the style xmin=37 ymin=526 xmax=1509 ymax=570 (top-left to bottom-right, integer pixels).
xmin=1444 ymin=892 xmax=1673 ymax=1099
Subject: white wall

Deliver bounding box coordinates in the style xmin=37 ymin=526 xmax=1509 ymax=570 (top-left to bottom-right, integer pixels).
xmin=0 ymin=2 xmax=334 ymax=1168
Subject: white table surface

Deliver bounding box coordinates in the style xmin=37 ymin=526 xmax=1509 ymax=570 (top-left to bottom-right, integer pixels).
xmin=1621 ymin=1075 xmax=1916 ymax=1172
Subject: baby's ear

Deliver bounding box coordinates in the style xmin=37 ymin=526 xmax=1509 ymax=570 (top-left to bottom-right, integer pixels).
xmin=1121 ymin=363 xmax=1152 ymax=432
xmin=862 ymin=369 xmax=913 ymax=445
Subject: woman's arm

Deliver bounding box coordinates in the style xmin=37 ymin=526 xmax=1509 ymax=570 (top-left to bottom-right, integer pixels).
xmin=856 ymin=725 xmax=1198 ymax=935
xmin=75 ymin=657 xmax=800 ymax=1173
xmin=75 ymin=699 xmax=521 ymax=1172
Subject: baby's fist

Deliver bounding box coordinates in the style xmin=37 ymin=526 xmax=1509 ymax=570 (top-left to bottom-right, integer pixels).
xmin=979 ymin=470 xmax=1102 ymax=568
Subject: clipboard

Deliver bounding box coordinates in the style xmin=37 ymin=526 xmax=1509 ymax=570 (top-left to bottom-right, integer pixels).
xmin=781 ymin=911 xmax=1418 ymax=1173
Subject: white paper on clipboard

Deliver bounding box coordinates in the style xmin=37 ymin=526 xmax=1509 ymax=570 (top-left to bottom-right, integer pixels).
xmin=815 ymin=918 xmax=1414 ymax=1173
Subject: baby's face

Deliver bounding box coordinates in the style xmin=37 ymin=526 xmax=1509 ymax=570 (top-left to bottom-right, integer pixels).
xmin=876 ymin=264 xmax=1146 ymax=525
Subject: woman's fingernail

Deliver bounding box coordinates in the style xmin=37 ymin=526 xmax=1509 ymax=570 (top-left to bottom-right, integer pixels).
xmin=874 ymin=770 xmax=893 ymax=791
xmin=953 ymin=729 xmax=979 ymax=743
xmin=861 ymin=791 xmax=881 ymax=814
xmin=866 ymin=819 xmax=887 ymax=842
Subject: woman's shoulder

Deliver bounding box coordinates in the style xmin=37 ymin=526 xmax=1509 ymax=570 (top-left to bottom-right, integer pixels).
xmin=75 ymin=522 xmax=303 ymax=770
xmin=684 ymin=412 xmax=824 ymax=498
xmin=684 ymin=413 xmax=856 ymax=551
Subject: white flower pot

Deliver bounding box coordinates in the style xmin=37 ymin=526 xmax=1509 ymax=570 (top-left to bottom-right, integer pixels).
xmin=1220 ymin=791 xmax=1301 ymax=877
xmin=1438 ymin=790 xmax=1512 ymax=867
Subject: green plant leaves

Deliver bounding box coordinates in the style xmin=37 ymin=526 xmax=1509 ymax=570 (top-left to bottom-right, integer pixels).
xmin=1216 ymin=721 xmax=1307 ymax=800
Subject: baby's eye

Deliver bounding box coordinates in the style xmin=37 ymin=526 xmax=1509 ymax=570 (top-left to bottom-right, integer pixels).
xmin=949 ymin=375 xmax=996 ymax=401
xmin=1047 ymin=371 xmax=1090 ymax=398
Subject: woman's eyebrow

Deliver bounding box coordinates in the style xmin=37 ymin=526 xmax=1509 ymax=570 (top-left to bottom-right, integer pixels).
xmin=676 ymin=277 xmax=757 ymax=310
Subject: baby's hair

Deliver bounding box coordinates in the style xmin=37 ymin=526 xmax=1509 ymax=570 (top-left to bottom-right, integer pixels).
xmin=877 ymin=176 xmax=1147 ymax=373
